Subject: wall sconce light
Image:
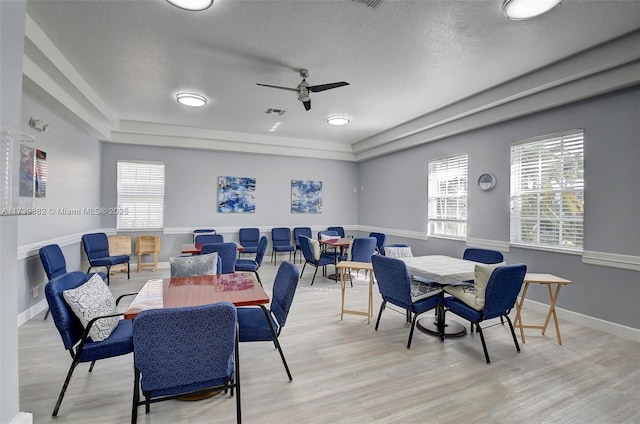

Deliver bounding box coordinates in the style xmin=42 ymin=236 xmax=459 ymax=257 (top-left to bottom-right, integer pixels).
xmin=29 ymin=117 xmax=50 ymax=133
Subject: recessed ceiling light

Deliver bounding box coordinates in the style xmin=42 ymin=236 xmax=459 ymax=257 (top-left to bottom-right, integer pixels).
xmin=165 ymin=0 xmax=213 ymax=11
xmin=502 ymin=0 xmax=561 ymax=20
xmin=326 ymin=115 xmax=351 ymax=126
xmin=176 ymin=93 xmax=207 ymax=107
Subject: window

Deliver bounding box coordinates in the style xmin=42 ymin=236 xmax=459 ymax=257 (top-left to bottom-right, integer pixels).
xmin=117 ymin=161 xmax=165 ymax=230
xmin=428 ymin=153 xmax=468 ymax=238
xmin=510 ymin=130 xmax=584 ymax=250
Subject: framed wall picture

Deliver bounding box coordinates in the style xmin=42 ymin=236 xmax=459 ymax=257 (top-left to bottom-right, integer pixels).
xmin=291 ymin=180 xmax=322 ymax=213
xmin=217 ymin=176 xmax=256 ymax=213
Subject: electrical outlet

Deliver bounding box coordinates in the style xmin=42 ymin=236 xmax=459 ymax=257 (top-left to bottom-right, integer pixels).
xmin=32 ymin=286 xmax=39 ymax=298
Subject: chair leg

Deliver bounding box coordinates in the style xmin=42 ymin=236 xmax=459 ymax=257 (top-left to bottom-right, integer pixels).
xmin=505 ymin=314 xmax=521 ymax=353
xmin=44 ymin=307 xmax=50 ymax=320
xmin=311 ymin=267 xmax=319 ymax=286
xmin=132 ymin=368 xmax=140 ymax=424
xmin=88 ymin=360 xmax=96 ymax=372
xmin=374 ymin=301 xmax=386 ymax=331
xmin=52 ymin=358 xmax=80 ymax=416
xmin=105 ymin=266 xmax=111 ymax=285
xmin=255 ymin=271 xmax=262 ymax=287
xmin=300 ymin=263 xmax=307 ymax=278
xmin=260 ymin=305 xmax=292 ymax=381
xmin=475 ymin=323 xmax=491 ymax=364
xmin=127 ymin=262 xmax=130 ymax=280
xmin=407 ymin=311 xmax=419 ymax=349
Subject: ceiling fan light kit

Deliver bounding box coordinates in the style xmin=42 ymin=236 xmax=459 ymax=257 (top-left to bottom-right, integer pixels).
xmin=176 ymin=93 xmax=207 ymax=107
xmin=165 ymin=0 xmax=213 ymax=11
xmin=326 ymin=115 xmax=351 ymax=126
xmin=502 ymin=0 xmax=561 ymax=20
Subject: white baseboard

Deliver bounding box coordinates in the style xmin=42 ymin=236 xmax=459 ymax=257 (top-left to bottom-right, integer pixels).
xmin=10 ymin=412 xmax=33 ymax=424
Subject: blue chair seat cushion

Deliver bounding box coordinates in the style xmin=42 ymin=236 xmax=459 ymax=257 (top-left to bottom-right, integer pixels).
xmin=237 ymin=308 xmax=280 ymax=342
xmin=273 ymin=245 xmax=295 ymax=252
xmin=77 ymin=319 xmax=134 ymax=362
xmin=89 ymin=254 xmax=130 ymax=267
xmin=242 ymin=246 xmax=258 ymax=254
xmin=443 ymin=296 xmax=483 ymax=322
xmin=235 ymin=258 xmax=258 ymax=272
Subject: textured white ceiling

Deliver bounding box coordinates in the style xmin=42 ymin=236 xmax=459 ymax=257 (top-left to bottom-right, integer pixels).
xmin=24 ymin=0 xmax=640 ymax=158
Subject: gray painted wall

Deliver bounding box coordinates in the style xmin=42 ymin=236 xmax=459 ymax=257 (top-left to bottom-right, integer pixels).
xmin=357 ymin=87 xmax=640 ymax=329
xmin=100 ymin=143 xmax=359 ymax=261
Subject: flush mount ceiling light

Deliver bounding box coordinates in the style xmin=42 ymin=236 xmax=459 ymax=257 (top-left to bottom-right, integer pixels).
xmin=502 ymin=0 xmax=561 ymax=20
xmin=326 ymin=115 xmax=351 ymax=126
xmin=166 ymin=0 xmax=213 ymax=11
xmin=176 ymin=93 xmax=207 ymax=107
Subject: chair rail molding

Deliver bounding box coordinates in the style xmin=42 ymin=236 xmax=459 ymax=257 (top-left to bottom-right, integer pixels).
xmin=582 ymin=250 xmax=640 ymax=272
xmin=465 ymin=237 xmax=511 ymax=252
xmin=356 ymin=225 xmax=428 ymax=241
xmin=17 ymin=228 xmax=115 ymax=260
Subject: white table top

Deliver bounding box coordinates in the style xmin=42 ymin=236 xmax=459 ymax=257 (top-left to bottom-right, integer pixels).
xmin=399 ymin=255 xmax=479 ymax=284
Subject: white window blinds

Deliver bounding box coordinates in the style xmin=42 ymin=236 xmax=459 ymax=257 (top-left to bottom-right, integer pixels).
xmin=510 ymin=130 xmax=584 ymax=250
xmin=117 ymin=161 xmax=165 ymax=230
xmin=428 ymin=153 xmax=468 ymax=238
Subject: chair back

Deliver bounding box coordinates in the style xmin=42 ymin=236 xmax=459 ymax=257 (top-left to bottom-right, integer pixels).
xmin=239 ymin=227 xmax=260 ymax=248
xmin=349 ymin=237 xmax=377 ymax=263
xmin=39 ymin=244 xmax=67 ymax=280
xmin=270 ymin=262 xmax=300 ymax=328
xmin=271 ymin=227 xmax=292 ymax=246
xmin=463 ymin=248 xmax=504 ymax=264
xmin=371 ymin=255 xmax=412 ymax=306
xmin=317 ymin=230 xmax=339 ymax=240
xmin=483 ymin=264 xmax=527 ymax=320
xmin=45 ymin=271 xmax=93 ymax=350
xmin=195 ymin=233 xmax=224 ymax=245
xmin=368 ymin=232 xmax=387 ymax=253
xmin=133 ymin=302 xmax=237 ymax=394
xmin=82 ymin=233 xmax=110 ymax=260
xmin=201 ymin=242 xmax=237 ymax=273
xmin=298 ymin=236 xmax=313 ymax=263
xmin=255 ymin=236 xmax=269 ymax=266
xmin=327 ymin=226 xmax=345 ymax=238
xmin=293 ymin=227 xmax=312 ymax=247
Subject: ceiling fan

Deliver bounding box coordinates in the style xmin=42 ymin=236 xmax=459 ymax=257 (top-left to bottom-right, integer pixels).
xmin=256 ymin=68 xmax=349 ymax=111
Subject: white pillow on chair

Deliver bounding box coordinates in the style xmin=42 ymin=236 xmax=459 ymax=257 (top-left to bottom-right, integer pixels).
xmin=384 ymin=246 xmax=413 ymax=258
xmin=310 ymin=239 xmax=321 ymax=261
xmin=444 ymin=262 xmax=505 ymax=310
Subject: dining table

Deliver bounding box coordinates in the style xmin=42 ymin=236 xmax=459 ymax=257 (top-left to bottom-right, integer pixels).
xmin=180 ymin=242 xmax=244 ymax=255
xmin=399 ymin=255 xmax=482 ymax=338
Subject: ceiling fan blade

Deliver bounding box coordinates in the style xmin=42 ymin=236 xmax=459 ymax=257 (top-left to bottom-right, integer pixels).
xmin=303 ymin=100 xmax=311 ymax=111
xmin=308 ymin=81 xmax=350 ymax=93
xmin=256 ymin=83 xmax=298 ymax=92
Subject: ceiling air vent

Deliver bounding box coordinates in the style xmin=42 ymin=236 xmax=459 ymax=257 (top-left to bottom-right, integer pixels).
xmin=352 ymin=0 xmax=383 ymax=9
xmin=265 ymin=108 xmax=286 ymax=116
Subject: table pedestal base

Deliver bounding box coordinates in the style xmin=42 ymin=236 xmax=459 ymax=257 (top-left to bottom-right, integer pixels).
xmin=416 ymin=317 xmax=467 ymax=338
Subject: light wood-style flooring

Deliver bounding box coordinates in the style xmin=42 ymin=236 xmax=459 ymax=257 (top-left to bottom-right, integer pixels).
xmin=19 ymin=259 xmax=640 ymax=423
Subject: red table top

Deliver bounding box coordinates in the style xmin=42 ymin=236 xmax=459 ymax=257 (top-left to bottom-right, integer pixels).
xmin=124 ymin=273 xmax=269 ymax=319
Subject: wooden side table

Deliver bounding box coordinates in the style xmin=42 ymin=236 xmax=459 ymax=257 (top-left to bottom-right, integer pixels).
xmin=336 ymin=261 xmax=374 ymax=324
xmin=108 ymin=235 xmax=131 ymax=274
xmin=513 ymin=273 xmax=572 ymax=345
xmin=136 ymin=235 xmax=161 ymax=272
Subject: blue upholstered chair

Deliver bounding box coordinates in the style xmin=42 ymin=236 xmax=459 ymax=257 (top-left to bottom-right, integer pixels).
xmin=442 ymin=263 xmax=527 ymax=364
xmin=327 ymin=226 xmax=346 ymax=238
xmin=237 ymin=261 xmax=299 ymax=381
xmin=343 ymin=237 xmax=377 ymax=286
xmin=293 ymin=227 xmax=312 ymax=264
xmin=132 ymin=302 xmax=240 ymax=423
xmin=45 ymin=271 xmax=135 ymax=416
xmin=271 ymin=227 xmax=294 ymax=265
xmin=371 ymin=255 xmax=442 ymax=349
xmin=368 ymin=232 xmax=387 ymax=254
xmin=235 ymin=236 xmax=268 ymax=285
xmin=81 ymin=233 xmax=130 ymax=285
xmin=299 ymin=235 xmax=336 ymax=285
xmin=201 ymin=242 xmax=238 ymax=274
xmin=39 ymin=244 xmax=68 ymax=320
xmin=239 ymin=227 xmax=260 ymax=256
xmin=463 ymin=248 xmax=504 ymax=264
xmin=192 ymin=228 xmax=216 ymax=243
xmin=194 ymin=233 xmax=224 ymax=246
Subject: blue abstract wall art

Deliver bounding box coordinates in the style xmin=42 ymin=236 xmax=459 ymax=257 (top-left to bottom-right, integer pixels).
xmin=218 ymin=176 xmax=256 ymax=213
xmin=291 ymin=180 xmax=322 ymax=213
